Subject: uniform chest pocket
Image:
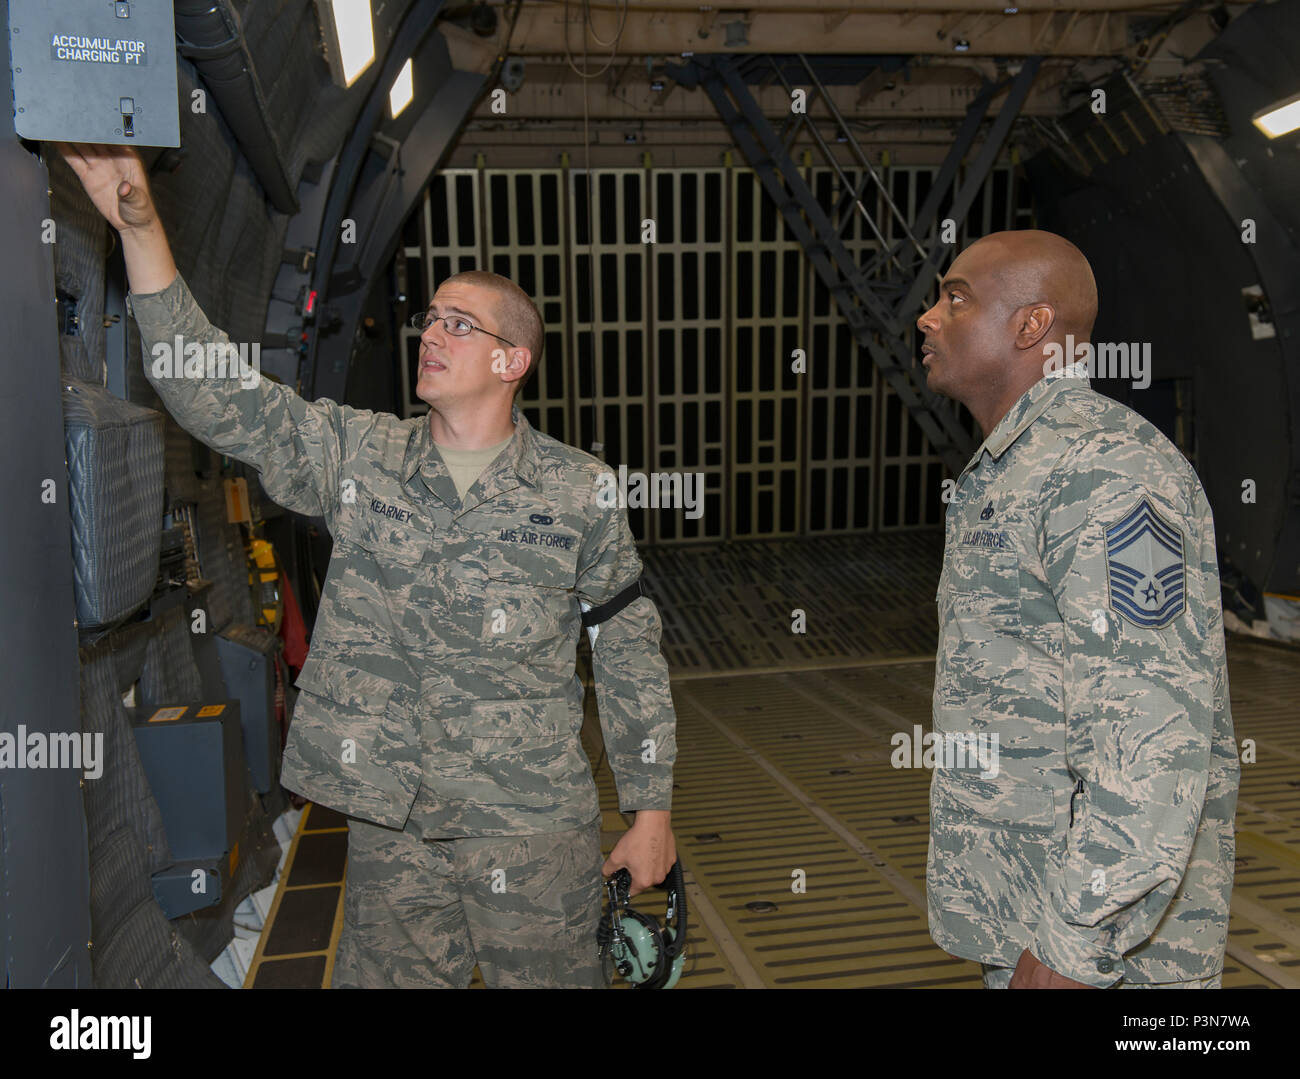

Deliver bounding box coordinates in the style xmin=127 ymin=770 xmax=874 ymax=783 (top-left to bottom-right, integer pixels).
xmin=339 ymin=502 xmax=427 ymax=566
xmin=482 ymin=560 xmax=577 ymax=651
xmin=944 ymin=548 xmax=1021 ymax=624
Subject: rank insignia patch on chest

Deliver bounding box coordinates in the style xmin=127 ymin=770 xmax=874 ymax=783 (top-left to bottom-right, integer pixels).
xmin=1104 ymin=497 xmax=1186 ymax=629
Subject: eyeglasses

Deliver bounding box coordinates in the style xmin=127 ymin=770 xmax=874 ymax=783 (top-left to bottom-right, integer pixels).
xmin=408 ymin=310 xmax=515 ymax=349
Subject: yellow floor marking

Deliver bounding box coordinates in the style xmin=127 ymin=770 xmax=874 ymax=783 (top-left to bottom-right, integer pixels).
xmin=243 ymin=804 xmax=346 ymax=989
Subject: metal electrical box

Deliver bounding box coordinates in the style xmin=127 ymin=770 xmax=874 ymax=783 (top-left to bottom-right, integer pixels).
xmin=215 ymin=626 xmax=281 ymax=795
xmin=130 ymin=700 xmax=246 ymax=861
xmin=9 ymin=0 xmax=179 ymax=146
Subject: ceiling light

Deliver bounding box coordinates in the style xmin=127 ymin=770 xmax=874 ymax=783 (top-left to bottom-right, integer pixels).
xmin=389 ymin=58 xmax=413 ymax=118
xmin=316 ymin=0 xmax=375 ymax=88
xmin=1252 ymin=90 xmax=1300 ymax=138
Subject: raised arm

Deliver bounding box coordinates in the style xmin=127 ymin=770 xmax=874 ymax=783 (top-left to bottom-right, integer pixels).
xmin=57 ymin=142 xmax=361 ymax=530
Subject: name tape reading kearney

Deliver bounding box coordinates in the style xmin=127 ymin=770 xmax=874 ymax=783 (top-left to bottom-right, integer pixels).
xmin=51 ymin=34 xmax=149 ymax=66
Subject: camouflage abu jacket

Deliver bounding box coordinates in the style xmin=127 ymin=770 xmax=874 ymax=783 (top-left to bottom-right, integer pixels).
xmin=927 ymin=371 xmax=1239 ymax=987
xmin=126 ymin=273 xmax=677 ymax=837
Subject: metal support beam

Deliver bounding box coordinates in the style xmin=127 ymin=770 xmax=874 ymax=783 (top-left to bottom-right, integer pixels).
xmin=1181 ymin=134 xmax=1300 ymax=596
xmin=505 ymin=8 xmax=1132 ymax=57
xmin=673 ymin=54 xmax=1041 ymax=471
xmin=308 ymin=20 xmax=484 ymax=403
xmin=306 ymin=1 xmax=453 ymax=400
xmin=857 ymin=78 xmax=997 ymax=284
xmin=895 ymin=56 xmax=1042 ymax=321
xmin=697 ymin=52 xmax=967 ymax=468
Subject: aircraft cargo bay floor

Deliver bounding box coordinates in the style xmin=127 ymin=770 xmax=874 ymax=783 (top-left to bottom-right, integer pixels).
xmin=239 ymin=534 xmax=1300 ymax=988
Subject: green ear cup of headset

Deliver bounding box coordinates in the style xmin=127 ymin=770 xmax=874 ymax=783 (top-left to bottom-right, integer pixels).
xmin=600 ymin=862 xmax=687 ymax=987
xmin=612 ymin=914 xmax=660 ymax=984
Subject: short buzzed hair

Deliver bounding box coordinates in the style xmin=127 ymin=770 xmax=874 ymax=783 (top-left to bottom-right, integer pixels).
xmin=439 ymin=270 xmax=543 ymax=398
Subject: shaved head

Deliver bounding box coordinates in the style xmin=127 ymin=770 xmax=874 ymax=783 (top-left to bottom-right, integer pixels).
xmin=916 ymin=228 xmax=1100 ymax=437
xmin=968 ymin=229 xmax=1098 ymax=341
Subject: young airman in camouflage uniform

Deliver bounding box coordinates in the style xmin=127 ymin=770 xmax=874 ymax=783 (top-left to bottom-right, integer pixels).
xmin=62 ymin=142 xmax=678 ymax=989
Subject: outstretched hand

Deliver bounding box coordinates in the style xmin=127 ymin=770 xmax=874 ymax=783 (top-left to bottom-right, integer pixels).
xmin=55 ymin=142 xmax=158 ymax=233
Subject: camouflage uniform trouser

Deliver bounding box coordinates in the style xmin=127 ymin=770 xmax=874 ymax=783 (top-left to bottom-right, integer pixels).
xmin=331 ymin=814 xmax=605 ymax=988
xmin=981 ymin=964 xmax=1222 ymax=989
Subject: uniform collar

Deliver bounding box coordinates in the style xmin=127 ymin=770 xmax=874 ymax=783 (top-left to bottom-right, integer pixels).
xmin=972 ymin=367 xmax=1089 ymax=468
xmin=403 ymin=404 xmax=542 ymax=512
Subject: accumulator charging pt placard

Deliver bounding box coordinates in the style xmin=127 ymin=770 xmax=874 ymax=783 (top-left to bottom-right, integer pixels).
xmin=9 ymin=0 xmax=179 ymax=147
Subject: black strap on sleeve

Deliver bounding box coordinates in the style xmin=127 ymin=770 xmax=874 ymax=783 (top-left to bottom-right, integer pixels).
xmin=580 ymin=578 xmax=646 ymax=627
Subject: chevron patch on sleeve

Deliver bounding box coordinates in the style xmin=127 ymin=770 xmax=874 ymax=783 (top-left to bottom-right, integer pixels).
xmin=1104 ymin=496 xmax=1187 ymax=629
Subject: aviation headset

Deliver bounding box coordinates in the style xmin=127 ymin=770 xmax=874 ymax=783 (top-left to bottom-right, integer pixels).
xmin=597 ymin=860 xmax=687 ymax=989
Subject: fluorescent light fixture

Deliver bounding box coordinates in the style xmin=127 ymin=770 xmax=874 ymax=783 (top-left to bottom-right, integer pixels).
xmin=315 ymin=0 xmax=375 ymax=88
xmin=1252 ymin=90 xmax=1300 ymax=138
xmin=390 ymin=58 xmax=414 ymax=117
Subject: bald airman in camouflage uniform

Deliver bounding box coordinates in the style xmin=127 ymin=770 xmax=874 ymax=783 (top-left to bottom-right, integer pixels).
xmin=917 ymin=230 xmax=1238 ymax=989
xmin=122 ymin=266 xmax=679 ymax=988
